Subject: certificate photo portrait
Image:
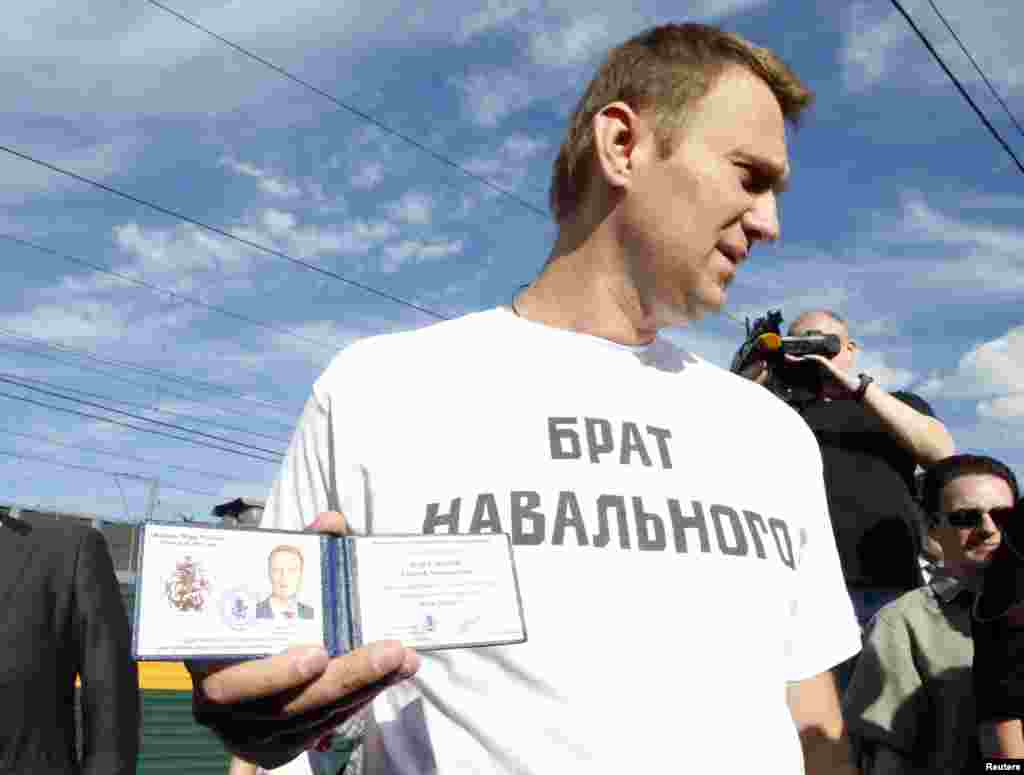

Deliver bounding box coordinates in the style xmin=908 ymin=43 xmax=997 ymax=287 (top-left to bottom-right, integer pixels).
xmin=256 ymin=544 xmax=314 ymax=621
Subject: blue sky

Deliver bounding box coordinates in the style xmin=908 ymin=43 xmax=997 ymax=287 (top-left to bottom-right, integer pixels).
xmin=1 ymin=0 xmax=1022 ymax=522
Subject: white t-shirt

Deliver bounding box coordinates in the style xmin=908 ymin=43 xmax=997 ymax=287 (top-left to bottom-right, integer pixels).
xmin=262 ymin=307 xmax=860 ymax=775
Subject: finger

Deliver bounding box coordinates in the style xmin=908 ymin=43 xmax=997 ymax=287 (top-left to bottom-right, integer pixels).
xmin=281 ymin=640 xmax=420 ymax=717
xmin=309 ymin=510 xmax=350 ymax=535
xmin=201 ymin=645 xmax=331 ymax=705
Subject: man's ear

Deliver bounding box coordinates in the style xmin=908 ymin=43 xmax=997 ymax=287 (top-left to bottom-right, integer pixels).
xmin=592 ymin=102 xmax=644 ymax=190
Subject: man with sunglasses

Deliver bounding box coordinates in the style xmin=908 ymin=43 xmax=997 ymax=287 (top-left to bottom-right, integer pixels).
xmin=842 ymin=453 xmax=1019 ymax=775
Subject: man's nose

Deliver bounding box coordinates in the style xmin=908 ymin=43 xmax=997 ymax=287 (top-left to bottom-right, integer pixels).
xmin=979 ymin=513 xmax=1000 ymax=535
xmin=743 ymin=191 xmax=780 ymax=243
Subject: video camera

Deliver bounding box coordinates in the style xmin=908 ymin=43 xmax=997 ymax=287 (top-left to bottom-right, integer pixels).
xmin=729 ymin=310 xmax=842 ymax=404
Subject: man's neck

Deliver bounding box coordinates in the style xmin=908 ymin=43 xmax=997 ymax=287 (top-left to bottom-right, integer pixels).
xmin=514 ymin=228 xmax=668 ymax=346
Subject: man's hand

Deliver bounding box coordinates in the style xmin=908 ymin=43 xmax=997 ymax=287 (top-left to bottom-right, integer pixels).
xmin=187 ymin=510 xmax=421 ymax=767
xmin=790 ymin=353 xmax=859 ymax=397
xmin=195 ymin=639 xmax=419 ymax=714
xmin=787 ymin=670 xmax=859 ymax=775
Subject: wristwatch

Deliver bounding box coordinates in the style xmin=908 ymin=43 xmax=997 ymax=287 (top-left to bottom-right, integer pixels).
xmin=854 ymin=373 xmax=874 ymax=401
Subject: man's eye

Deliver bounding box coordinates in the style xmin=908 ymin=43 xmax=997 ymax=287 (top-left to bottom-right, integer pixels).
xmin=736 ymin=165 xmax=764 ymax=192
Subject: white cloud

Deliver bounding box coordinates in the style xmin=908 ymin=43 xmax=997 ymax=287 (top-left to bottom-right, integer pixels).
xmin=889 ymin=198 xmax=1024 ymax=294
xmin=918 ymin=326 xmax=1024 ymax=402
xmin=220 ymin=158 xmax=303 ymax=199
xmin=730 ymin=284 xmax=850 ymax=327
xmin=114 ymin=223 xmax=255 ymax=293
xmin=232 ymin=214 xmax=398 ymax=260
xmin=460 ymin=133 xmax=552 ymax=195
xmin=453 ymin=71 xmax=534 ymax=127
xmin=386 ymin=191 xmax=433 ymax=225
xmin=528 ymin=15 xmax=612 ymax=66
xmin=856 ymin=350 xmax=915 ymax=391
xmin=833 ymin=196 xmax=1024 ymax=298
xmin=350 ymin=161 xmax=385 ymax=190
xmin=381 ymin=239 xmax=464 ymax=273
xmin=900 ymin=197 xmax=1024 ymax=255
xmin=839 ymin=3 xmax=911 ymax=92
xmin=839 ymin=1 xmax=1024 ymax=95
xmin=1 ymin=0 xmax=418 ymax=117
xmin=456 ymin=0 xmax=530 ymax=41
xmin=502 ymin=135 xmax=549 ymax=162
xmin=0 ymin=137 xmax=138 ymax=204
xmin=853 ymin=318 xmax=894 ymax=337
xmin=978 ymin=394 xmax=1024 ymax=423
xmin=261 ymin=209 xmax=298 ymax=236
xmin=1 ymin=300 xmax=129 ymax=346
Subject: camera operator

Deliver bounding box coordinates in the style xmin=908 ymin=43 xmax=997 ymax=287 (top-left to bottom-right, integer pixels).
xmin=741 ymin=309 xmax=954 ymax=629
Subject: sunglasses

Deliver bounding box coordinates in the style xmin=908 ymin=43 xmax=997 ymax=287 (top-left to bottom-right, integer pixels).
xmin=938 ymin=506 xmax=1016 ymax=529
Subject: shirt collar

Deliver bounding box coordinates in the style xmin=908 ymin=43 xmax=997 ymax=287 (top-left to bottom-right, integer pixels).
xmin=929 ymin=565 xmax=979 ymax=604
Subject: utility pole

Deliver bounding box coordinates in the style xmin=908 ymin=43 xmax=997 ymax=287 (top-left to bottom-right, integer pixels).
xmin=144 ymin=477 xmax=160 ymax=521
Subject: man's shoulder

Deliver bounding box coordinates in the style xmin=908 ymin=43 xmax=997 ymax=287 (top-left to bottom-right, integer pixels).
xmin=702 ymin=368 xmax=821 ymax=447
xmin=869 ymin=586 xmax=944 ymax=632
xmin=316 ymin=309 xmax=504 ymax=383
xmin=15 ymin=514 xmax=97 ymax=551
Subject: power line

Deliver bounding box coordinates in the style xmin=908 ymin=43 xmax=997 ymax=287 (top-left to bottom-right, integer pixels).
xmin=145 ymin=0 xmax=549 ymax=220
xmin=0 ymin=143 xmax=451 ymax=321
xmin=0 ymin=326 xmax=298 ymax=417
xmin=0 ymin=373 xmax=289 ymax=444
xmin=0 ymin=425 xmax=246 ymax=483
xmin=0 ymin=374 xmax=285 ymax=458
xmin=924 ymin=0 xmax=1024 ymax=141
xmin=0 ymin=339 xmax=297 ymax=433
xmin=0 ymin=389 xmax=281 ymax=464
xmin=1 ymin=232 xmax=342 ymax=353
xmin=0 ymin=447 xmax=221 ymax=498
xmin=889 ymin=0 xmax=1024 ymax=175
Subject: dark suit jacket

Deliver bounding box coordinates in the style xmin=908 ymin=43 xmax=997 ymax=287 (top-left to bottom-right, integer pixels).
xmin=0 ymin=515 xmax=139 ymax=774
xmin=254 ymin=598 xmax=314 ymax=620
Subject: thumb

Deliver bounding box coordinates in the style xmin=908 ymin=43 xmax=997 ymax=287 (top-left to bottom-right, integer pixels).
xmin=308 ymin=510 xmax=350 ymax=535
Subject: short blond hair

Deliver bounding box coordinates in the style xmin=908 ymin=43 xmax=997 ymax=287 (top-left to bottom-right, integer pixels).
xmin=549 ymin=23 xmax=813 ymax=224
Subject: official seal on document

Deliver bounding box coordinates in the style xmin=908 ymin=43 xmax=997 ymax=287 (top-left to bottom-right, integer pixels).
xmin=219 ymin=586 xmax=258 ymax=631
xmin=164 ymin=555 xmax=211 ymax=613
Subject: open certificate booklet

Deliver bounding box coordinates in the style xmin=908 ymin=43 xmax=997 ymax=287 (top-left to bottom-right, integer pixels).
xmin=132 ymin=522 xmax=527 ymax=660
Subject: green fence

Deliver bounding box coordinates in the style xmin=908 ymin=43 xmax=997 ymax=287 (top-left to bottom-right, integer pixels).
xmin=138 ymin=691 xmax=230 ymax=774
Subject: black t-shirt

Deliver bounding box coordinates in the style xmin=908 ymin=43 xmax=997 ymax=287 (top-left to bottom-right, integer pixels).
xmin=975 ymin=541 xmax=1024 ymax=725
xmin=797 ymin=391 xmax=934 ymax=590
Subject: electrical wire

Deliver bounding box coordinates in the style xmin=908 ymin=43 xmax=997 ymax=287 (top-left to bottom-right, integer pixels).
xmin=924 ymin=0 xmax=1024 ymax=142
xmin=889 ymin=0 xmax=1024 ymax=175
xmin=0 ymin=143 xmax=451 ymax=320
xmin=0 ymin=389 xmax=281 ymax=464
xmin=0 ymin=425 xmax=256 ymax=482
xmin=0 ymin=326 xmax=299 ymax=416
xmin=1 ymin=232 xmax=342 ymax=353
xmin=0 ymin=339 xmax=298 ymax=433
xmin=0 ymin=448 xmax=222 ymax=498
xmin=144 ymin=0 xmax=549 ymax=220
xmin=0 ymin=374 xmax=285 ymax=458
xmin=4 ymin=372 xmax=290 ymax=444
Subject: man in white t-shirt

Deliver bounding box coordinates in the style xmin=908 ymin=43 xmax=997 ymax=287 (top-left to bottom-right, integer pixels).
xmin=189 ymin=22 xmax=861 ymax=774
